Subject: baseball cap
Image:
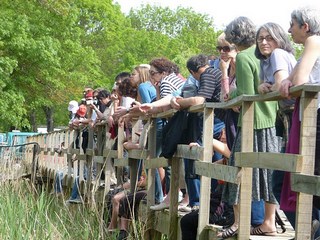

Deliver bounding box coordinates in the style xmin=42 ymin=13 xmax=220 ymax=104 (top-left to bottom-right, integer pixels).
xmin=68 ymin=100 xmax=79 ymax=114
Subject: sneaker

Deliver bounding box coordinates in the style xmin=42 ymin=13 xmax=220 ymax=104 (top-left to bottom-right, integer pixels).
xmin=65 ymin=197 xmax=83 ymax=204
xmin=178 ymin=191 xmax=183 ymax=203
xmin=178 ymin=204 xmax=192 ymax=212
xmin=191 ymin=205 xmax=200 ymax=212
xmin=150 ymin=201 xmax=170 ymax=211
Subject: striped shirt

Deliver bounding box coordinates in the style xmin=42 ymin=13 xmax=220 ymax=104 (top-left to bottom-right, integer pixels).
xmin=197 ymin=67 xmax=222 ymax=102
xmin=160 ymin=73 xmax=185 ymax=98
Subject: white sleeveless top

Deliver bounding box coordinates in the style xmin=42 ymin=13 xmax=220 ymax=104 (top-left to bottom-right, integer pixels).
xmin=297 ymin=57 xmax=320 ymax=108
xmin=309 ymin=57 xmax=320 ymax=108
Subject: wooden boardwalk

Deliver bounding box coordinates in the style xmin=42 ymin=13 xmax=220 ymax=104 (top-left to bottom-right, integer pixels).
xmin=23 ymin=84 xmax=320 ymax=240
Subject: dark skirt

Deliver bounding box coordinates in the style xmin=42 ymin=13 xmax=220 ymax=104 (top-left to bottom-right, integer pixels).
xmin=222 ymin=127 xmax=280 ymax=205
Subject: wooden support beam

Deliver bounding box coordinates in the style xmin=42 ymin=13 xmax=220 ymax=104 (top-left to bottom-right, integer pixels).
xmin=144 ymin=157 xmax=169 ymax=169
xmin=103 ymin=149 xmax=118 ymax=159
xmin=114 ymin=157 xmax=129 ymax=167
xmin=127 ymin=149 xmax=149 ymax=160
xmin=155 ymin=109 xmax=176 ymax=118
xmin=291 ymin=173 xmax=320 ymax=196
xmin=175 ymin=144 xmax=204 ymax=160
xmin=168 ymin=157 xmax=181 ymax=240
xmin=195 ymin=162 xmax=240 ymax=184
xmin=197 ymin=107 xmax=213 ymax=240
xmin=295 ymin=91 xmax=318 ymax=239
xmin=93 ymin=156 xmax=104 ymax=164
xmin=235 ymin=152 xmax=303 ymax=172
xmin=238 ymin=101 xmax=254 ymax=240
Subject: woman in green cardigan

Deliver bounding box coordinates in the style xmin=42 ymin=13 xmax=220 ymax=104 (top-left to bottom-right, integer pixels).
xmin=217 ymin=16 xmax=280 ymax=238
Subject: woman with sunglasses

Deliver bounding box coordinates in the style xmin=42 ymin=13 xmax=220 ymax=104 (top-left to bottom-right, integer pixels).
xmin=149 ymin=57 xmax=185 ymax=101
xmin=148 ymin=57 xmax=186 ymax=210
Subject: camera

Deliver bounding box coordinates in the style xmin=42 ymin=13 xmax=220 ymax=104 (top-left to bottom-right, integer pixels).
xmin=86 ymin=99 xmax=93 ymax=105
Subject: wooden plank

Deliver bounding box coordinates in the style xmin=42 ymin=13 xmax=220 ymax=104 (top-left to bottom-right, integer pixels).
xmin=155 ymin=109 xmax=177 ymax=118
xmin=238 ymin=101 xmax=254 ymax=240
xmin=235 ymin=152 xmax=303 ymax=172
xmin=168 ymin=157 xmax=181 ymax=240
xmin=85 ymin=148 xmax=94 ymax=156
xmin=145 ymin=157 xmax=169 ymax=169
xmin=103 ymin=149 xmax=118 ymax=158
xmin=127 ymin=149 xmax=149 ymax=159
xmin=291 ymin=173 xmax=320 ymax=196
xmin=114 ymin=158 xmax=129 ymax=167
xmin=295 ymin=91 xmax=318 ymax=239
xmin=195 ymin=162 xmax=240 ymax=184
xmin=145 ymin=118 xmax=161 ymax=240
xmin=197 ymin=107 xmax=213 ymax=240
xmin=175 ymin=144 xmax=203 ymax=161
xmin=93 ymin=156 xmax=104 ymax=164
xmin=70 ymin=149 xmax=80 ymax=155
xmin=208 ymin=209 xmax=295 ymax=239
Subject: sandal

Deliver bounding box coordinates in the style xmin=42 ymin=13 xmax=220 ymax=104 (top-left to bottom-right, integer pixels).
xmin=250 ymin=226 xmax=276 ymax=236
xmin=218 ymin=227 xmax=238 ymax=239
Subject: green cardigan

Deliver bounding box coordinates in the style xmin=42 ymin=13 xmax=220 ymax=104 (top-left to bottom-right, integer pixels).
xmin=230 ymin=46 xmax=278 ymax=130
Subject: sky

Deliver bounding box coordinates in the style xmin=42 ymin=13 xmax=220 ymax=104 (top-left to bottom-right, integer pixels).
xmin=114 ymin=0 xmax=320 ymax=31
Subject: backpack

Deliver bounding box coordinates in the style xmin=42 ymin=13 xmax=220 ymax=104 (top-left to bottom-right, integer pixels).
xmin=159 ymin=110 xmax=189 ymax=159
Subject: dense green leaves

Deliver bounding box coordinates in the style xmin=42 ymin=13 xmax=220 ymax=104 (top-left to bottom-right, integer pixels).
xmin=0 ymin=0 xmax=222 ymax=132
xmin=1 ymin=1 xmax=299 ymax=132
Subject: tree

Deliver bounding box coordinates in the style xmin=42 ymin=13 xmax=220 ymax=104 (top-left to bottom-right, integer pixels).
xmin=0 ymin=0 xmax=104 ymax=132
xmin=126 ymin=4 xmax=220 ymax=75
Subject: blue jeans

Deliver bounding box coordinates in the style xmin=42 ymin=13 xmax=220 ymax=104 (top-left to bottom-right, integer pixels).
xmin=155 ymin=122 xmax=164 ymax=202
xmin=70 ymin=176 xmax=81 ymax=200
xmin=184 ymin=117 xmax=225 ymax=207
xmin=251 ymin=200 xmax=265 ymax=226
xmin=54 ymin=171 xmax=64 ymax=193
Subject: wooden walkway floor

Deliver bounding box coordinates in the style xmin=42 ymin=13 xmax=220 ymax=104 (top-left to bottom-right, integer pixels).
xmin=141 ymin=202 xmax=295 ymax=240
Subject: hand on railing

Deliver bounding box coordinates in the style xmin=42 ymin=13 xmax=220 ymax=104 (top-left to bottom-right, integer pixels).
xmin=170 ymin=96 xmax=182 ymax=110
xmin=113 ymin=106 xmax=127 ymax=121
xmin=139 ymin=103 xmax=153 ymax=113
xmin=279 ymin=79 xmax=293 ymax=98
xmin=258 ymin=82 xmax=273 ymax=94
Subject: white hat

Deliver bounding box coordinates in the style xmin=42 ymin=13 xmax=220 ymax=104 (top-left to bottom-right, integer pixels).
xmin=139 ymin=64 xmax=150 ymax=69
xmin=68 ymin=100 xmax=79 ymax=114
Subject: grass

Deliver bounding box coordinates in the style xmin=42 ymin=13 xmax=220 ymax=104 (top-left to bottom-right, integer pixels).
xmin=0 ymin=178 xmax=168 ymax=240
xmin=0 ymin=179 xmax=114 ymax=240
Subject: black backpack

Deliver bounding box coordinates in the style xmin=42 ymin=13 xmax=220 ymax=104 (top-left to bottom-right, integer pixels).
xmin=159 ymin=110 xmax=202 ymax=159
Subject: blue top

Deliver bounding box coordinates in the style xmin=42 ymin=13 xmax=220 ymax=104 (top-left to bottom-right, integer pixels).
xmin=172 ymin=75 xmax=199 ymax=97
xmin=138 ymin=81 xmax=156 ymax=103
xmin=260 ymin=48 xmax=296 ymax=108
xmin=260 ymin=48 xmax=296 ymax=84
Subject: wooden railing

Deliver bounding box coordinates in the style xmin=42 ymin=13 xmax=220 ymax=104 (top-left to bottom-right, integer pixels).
xmin=25 ymin=84 xmax=320 ymax=240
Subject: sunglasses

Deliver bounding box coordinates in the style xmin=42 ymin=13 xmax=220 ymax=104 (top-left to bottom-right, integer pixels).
xmin=149 ymin=70 xmax=160 ymax=76
xmin=216 ymin=46 xmax=235 ymax=52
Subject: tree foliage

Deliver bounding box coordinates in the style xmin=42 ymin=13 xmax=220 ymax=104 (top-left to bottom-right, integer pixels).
xmin=3 ymin=1 xmax=301 ymax=133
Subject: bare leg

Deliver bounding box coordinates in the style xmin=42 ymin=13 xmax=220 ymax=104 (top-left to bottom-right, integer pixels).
xmin=119 ymin=217 xmax=129 ymax=231
xmin=108 ymin=191 xmax=125 ymax=230
xmin=251 ymin=202 xmax=277 ymax=233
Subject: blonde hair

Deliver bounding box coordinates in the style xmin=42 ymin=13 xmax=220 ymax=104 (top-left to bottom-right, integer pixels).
xmin=135 ymin=65 xmax=150 ymax=84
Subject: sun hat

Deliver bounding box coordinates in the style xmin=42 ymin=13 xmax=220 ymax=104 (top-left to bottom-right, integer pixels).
xmin=68 ymin=100 xmax=79 ymax=114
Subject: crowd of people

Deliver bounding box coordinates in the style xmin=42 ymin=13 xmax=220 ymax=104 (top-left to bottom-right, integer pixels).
xmin=52 ymin=5 xmax=320 ymax=240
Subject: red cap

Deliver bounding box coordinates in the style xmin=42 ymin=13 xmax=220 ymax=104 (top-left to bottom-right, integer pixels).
xmin=86 ymin=90 xmax=93 ymax=99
